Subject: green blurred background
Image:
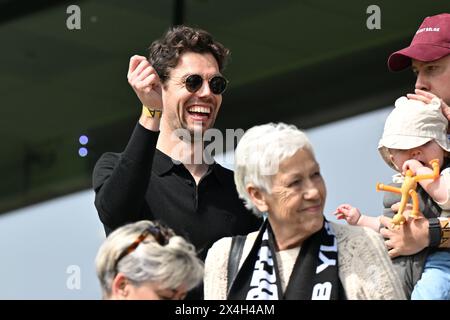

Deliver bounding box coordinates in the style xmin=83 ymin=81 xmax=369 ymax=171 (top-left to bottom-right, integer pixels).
xmin=1 ymin=0 xmax=449 ymax=214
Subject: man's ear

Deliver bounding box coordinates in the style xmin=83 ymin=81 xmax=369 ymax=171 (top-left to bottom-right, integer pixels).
xmin=246 ymin=184 xmax=269 ymax=212
xmin=111 ymin=273 xmax=129 ymax=299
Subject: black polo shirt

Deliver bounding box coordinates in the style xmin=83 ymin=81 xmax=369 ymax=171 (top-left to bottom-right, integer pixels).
xmin=93 ymin=123 xmax=262 ymax=259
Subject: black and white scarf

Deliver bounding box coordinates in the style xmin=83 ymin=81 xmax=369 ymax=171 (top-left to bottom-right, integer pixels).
xmin=227 ymin=219 xmax=344 ymax=300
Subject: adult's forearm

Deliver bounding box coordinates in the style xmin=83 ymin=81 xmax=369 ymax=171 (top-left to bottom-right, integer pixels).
xmin=95 ymin=156 xmax=153 ymax=228
xmin=94 ymin=123 xmax=159 ymax=229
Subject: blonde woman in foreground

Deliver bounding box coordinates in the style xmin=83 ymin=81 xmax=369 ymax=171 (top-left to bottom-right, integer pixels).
xmin=96 ymin=220 xmax=203 ymax=300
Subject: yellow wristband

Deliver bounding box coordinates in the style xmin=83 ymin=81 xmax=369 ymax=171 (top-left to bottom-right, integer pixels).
xmin=142 ymin=105 xmax=162 ymax=118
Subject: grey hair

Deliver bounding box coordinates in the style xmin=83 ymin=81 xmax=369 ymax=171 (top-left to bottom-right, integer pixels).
xmin=234 ymin=122 xmax=314 ymax=217
xmin=95 ymin=220 xmax=203 ymax=299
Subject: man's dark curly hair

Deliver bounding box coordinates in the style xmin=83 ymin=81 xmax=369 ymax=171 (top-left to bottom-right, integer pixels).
xmin=148 ymin=25 xmax=230 ymax=85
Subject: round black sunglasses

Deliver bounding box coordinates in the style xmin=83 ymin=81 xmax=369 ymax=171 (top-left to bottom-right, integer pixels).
xmin=183 ymin=74 xmax=228 ymax=95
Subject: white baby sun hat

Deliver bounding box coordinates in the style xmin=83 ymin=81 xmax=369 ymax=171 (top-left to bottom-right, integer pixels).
xmin=378 ymin=96 xmax=450 ymax=170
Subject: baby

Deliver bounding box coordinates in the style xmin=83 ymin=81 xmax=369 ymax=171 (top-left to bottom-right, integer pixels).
xmin=335 ymin=96 xmax=450 ymax=300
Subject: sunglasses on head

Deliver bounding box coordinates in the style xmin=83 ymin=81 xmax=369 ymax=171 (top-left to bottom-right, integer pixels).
xmin=183 ymin=74 xmax=228 ymax=95
xmin=114 ymin=223 xmax=172 ymax=274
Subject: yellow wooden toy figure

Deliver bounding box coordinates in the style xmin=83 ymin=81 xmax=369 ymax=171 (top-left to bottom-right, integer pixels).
xmin=376 ymin=159 xmax=440 ymax=227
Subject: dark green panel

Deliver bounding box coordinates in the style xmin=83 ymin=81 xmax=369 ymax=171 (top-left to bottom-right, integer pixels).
xmin=1 ymin=0 xmax=449 ymax=213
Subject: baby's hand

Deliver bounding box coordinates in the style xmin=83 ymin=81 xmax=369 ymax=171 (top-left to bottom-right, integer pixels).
xmin=334 ymin=204 xmax=361 ymax=225
xmin=402 ymin=159 xmax=424 ymax=175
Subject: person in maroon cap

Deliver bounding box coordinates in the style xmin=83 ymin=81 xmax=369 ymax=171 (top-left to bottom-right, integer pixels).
xmin=388 ymin=13 xmax=450 ymax=119
xmin=379 ymin=13 xmax=450 ymax=300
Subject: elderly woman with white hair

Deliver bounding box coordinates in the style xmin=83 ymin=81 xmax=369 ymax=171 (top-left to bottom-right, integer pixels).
xmin=96 ymin=220 xmax=203 ymax=300
xmin=204 ymin=123 xmax=406 ymax=300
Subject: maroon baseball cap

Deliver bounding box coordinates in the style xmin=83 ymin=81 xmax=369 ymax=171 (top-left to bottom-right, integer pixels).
xmin=388 ymin=13 xmax=450 ymax=71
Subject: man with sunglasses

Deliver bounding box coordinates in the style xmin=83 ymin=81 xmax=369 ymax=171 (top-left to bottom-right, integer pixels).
xmin=92 ymin=26 xmax=262 ymax=298
xmin=378 ymin=13 xmax=450 ymax=299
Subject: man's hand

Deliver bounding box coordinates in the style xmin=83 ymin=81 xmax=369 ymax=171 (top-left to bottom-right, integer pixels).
xmin=379 ymin=204 xmax=430 ymax=258
xmin=407 ymin=89 xmax=450 ymax=128
xmin=127 ymin=55 xmax=163 ymax=110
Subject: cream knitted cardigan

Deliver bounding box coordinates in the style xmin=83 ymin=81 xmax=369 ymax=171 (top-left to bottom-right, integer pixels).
xmin=204 ymin=222 xmax=406 ymax=300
